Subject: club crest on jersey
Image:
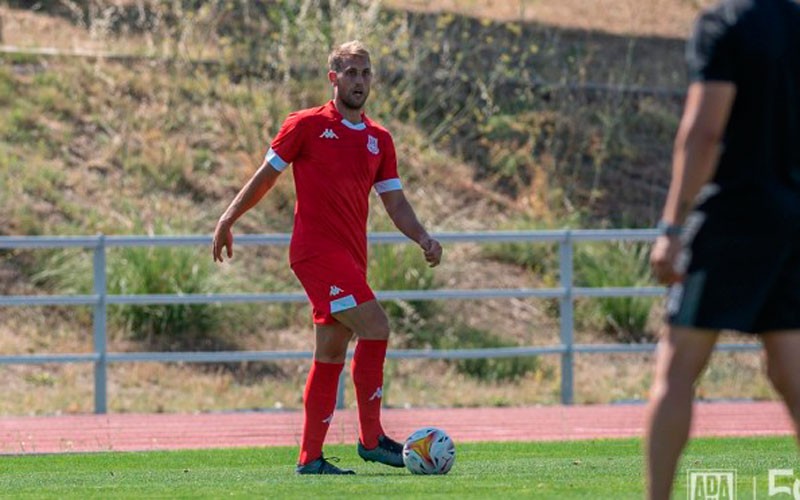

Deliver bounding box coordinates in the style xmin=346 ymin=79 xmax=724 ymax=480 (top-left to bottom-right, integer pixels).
xmin=367 ymin=135 xmax=379 ymax=155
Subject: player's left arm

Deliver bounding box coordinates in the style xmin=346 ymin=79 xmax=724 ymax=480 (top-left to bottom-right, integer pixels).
xmin=379 ymin=189 xmax=442 ymax=267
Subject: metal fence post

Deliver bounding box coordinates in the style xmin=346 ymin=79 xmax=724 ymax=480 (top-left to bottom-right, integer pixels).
xmin=93 ymin=235 xmax=108 ymax=414
xmin=559 ymin=231 xmax=575 ymax=405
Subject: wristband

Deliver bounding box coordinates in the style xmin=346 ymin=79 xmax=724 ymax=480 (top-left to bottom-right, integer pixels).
xmin=656 ymin=220 xmax=683 ymax=237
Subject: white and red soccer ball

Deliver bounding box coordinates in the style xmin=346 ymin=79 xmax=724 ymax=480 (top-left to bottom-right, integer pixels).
xmin=402 ymin=427 xmax=456 ymax=475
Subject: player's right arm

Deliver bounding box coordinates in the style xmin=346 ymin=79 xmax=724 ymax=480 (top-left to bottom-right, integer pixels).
xmin=212 ymin=161 xmax=282 ymax=262
xmin=212 ymin=111 xmax=306 ymax=263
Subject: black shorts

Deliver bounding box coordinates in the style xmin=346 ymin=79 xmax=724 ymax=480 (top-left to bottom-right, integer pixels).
xmin=667 ymin=191 xmax=800 ymax=333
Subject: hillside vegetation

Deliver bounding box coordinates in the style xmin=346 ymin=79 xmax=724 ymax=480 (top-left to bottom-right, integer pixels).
xmin=0 ymin=0 xmax=771 ymax=415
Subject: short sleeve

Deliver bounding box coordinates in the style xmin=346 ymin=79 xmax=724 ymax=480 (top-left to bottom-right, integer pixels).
xmin=266 ymin=112 xmax=306 ymax=171
xmin=373 ymin=133 xmax=402 ymax=193
xmin=686 ymin=9 xmax=736 ymax=82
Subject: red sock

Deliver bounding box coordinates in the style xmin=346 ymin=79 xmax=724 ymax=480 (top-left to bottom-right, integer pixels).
xmin=351 ymin=339 xmax=388 ymax=449
xmin=298 ymin=360 xmax=343 ymax=465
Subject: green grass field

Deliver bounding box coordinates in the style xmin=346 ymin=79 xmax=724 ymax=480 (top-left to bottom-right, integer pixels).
xmin=1 ymin=437 xmax=797 ymax=499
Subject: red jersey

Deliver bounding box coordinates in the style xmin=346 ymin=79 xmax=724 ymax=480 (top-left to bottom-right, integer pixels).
xmin=265 ymin=101 xmax=401 ymax=268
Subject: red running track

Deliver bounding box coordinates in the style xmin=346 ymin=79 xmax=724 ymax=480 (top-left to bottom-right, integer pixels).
xmin=0 ymin=402 xmax=793 ymax=454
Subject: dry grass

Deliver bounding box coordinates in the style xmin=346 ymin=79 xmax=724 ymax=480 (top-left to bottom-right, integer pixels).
xmin=0 ymin=298 xmax=776 ymax=415
xmin=0 ymin=347 xmax=776 ymax=414
xmin=0 ymin=0 xmax=780 ymax=416
xmin=1 ymin=8 xmax=93 ymax=49
xmin=0 ymin=6 xmax=147 ymax=54
xmin=385 ymin=0 xmax=718 ymax=38
xmin=0 ymin=4 xmax=222 ymax=59
xmin=1 ymin=0 xmax=717 ymax=54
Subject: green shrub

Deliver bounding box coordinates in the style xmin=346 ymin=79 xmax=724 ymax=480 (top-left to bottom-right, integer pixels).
xmin=369 ymin=243 xmax=437 ymax=334
xmin=428 ymin=323 xmax=539 ymax=383
xmin=32 ymin=242 xmax=227 ymax=349
xmin=0 ymin=66 xmax=16 ymax=106
xmin=484 ymin=236 xmax=558 ymax=278
xmin=573 ymin=241 xmax=656 ymax=342
xmin=6 ymin=106 xmax=44 ymax=144
xmin=482 ymin=213 xmax=583 ymax=276
xmin=108 ymin=245 xmax=220 ymax=349
xmin=368 ymin=241 xmax=537 ymax=382
xmin=484 ymin=213 xmax=657 ymax=342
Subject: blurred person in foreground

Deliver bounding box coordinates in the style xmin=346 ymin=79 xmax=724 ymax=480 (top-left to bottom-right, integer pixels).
xmin=212 ymin=40 xmax=442 ymax=475
xmin=646 ymin=0 xmax=800 ymax=498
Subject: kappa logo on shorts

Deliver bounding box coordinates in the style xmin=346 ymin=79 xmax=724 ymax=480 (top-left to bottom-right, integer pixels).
xmin=320 ymin=128 xmax=339 ymax=139
xmin=329 ymin=285 xmax=343 ymax=297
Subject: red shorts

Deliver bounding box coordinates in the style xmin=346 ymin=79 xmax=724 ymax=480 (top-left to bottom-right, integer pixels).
xmin=291 ymin=251 xmax=376 ymax=325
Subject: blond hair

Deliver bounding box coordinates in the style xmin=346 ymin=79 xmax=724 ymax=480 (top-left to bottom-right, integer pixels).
xmin=328 ymin=40 xmax=371 ymax=72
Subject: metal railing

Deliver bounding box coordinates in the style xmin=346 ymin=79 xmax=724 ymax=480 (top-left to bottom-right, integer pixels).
xmin=0 ymin=230 xmax=759 ymax=413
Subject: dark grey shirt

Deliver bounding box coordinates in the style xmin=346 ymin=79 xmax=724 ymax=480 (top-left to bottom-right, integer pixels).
xmin=687 ymin=0 xmax=800 ymax=203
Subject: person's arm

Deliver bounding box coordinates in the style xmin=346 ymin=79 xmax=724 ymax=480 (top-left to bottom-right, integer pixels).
xmin=212 ymin=161 xmax=282 ymax=262
xmin=661 ymin=82 xmax=736 ymax=225
xmin=379 ymin=189 xmax=442 ymax=267
xmin=650 ymin=82 xmax=735 ymax=284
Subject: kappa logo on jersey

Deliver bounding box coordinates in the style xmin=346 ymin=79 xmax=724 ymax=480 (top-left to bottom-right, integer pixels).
xmin=367 ymin=134 xmax=379 ymax=155
xmin=320 ymin=128 xmax=339 ymax=139
xmin=368 ymin=387 xmax=383 ymax=401
xmin=329 ymin=285 xmax=343 ymax=296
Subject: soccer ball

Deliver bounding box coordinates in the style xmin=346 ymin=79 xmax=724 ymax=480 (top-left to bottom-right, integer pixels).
xmin=402 ymin=427 xmax=456 ymax=475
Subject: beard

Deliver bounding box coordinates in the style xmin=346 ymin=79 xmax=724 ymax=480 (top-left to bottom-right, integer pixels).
xmin=339 ymin=89 xmax=369 ymax=110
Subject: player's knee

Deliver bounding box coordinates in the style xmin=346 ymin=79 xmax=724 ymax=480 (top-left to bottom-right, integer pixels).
xmin=315 ymin=345 xmax=348 ymax=363
xmin=650 ymin=374 xmax=694 ymax=403
xmin=766 ymin=362 xmax=800 ymax=404
xmin=359 ymin=315 xmax=390 ymax=340
xmin=368 ymin=320 xmax=391 ymax=340
xmin=649 ymin=378 xmax=667 ymax=400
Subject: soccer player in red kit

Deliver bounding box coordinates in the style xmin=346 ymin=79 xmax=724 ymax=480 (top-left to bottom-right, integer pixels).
xmin=212 ymin=40 xmax=442 ymax=475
